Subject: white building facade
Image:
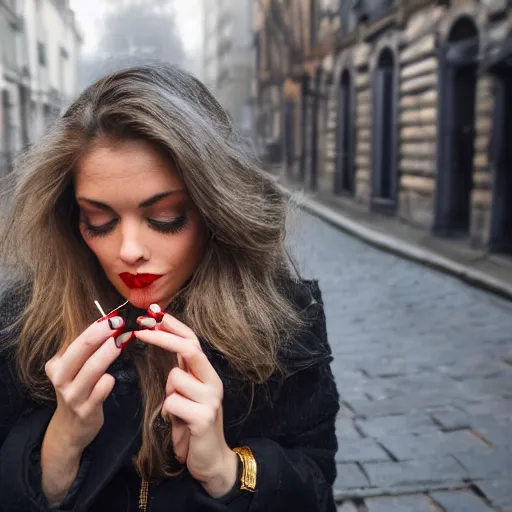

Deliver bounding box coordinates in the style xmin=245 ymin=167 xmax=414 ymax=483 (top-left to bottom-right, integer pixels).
xmin=202 ymin=0 xmax=254 ymax=137
xmin=0 ymin=0 xmax=81 ymax=176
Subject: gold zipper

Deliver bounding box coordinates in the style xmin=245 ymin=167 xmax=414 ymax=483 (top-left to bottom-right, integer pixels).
xmin=139 ymin=477 xmax=149 ymax=512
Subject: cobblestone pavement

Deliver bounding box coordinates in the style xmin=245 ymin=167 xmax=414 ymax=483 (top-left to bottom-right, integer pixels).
xmin=289 ymin=212 xmax=512 ymax=512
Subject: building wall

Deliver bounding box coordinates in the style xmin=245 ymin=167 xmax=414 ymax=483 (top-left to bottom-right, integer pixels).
xmin=203 ymin=0 xmax=254 ymax=136
xmin=397 ymin=6 xmax=439 ymax=228
xmin=255 ymin=0 xmax=512 ymax=253
xmin=0 ymin=0 xmax=81 ymax=176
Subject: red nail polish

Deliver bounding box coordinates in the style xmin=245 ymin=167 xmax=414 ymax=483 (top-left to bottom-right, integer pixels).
xmin=96 ymin=310 xmax=119 ymax=323
xmin=111 ymin=327 xmax=125 ymax=339
xmin=149 ymin=311 xmax=164 ymax=321
xmin=147 ymin=304 xmax=164 ymax=321
xmin=119 ymin=331 xmax=136 ymax=350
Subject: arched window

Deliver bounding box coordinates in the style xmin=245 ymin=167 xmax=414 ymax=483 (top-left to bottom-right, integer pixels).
xmin=435 ymin=17 xmax=479 ymax=235
xmin=334 ymin=70 xmax=355 ymax=196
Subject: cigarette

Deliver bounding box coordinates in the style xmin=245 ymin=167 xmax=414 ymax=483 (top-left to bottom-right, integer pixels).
xmin=94 ymin=300 xmax=106 ymax=317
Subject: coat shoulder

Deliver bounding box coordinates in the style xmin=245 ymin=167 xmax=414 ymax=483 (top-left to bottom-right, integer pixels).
xmin=278 ymin=277 xmax=332 ymax=368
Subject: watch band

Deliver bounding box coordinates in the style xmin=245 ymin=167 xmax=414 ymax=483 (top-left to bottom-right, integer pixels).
xmin=233 ymin=446 xmax=257 ymax=492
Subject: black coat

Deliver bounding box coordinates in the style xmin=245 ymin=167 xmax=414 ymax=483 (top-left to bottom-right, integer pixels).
xmin=0 ymin=280 xmax=340 ymax=512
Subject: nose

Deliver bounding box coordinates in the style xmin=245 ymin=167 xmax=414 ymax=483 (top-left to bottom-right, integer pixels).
xmin=118 ymin=221 xmax=149 ymax=265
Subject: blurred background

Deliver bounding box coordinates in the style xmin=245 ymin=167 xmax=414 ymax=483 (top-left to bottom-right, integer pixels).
xmin=1 ymin=0 xmax=512 ymax=260
xmin=1 ymin=1 xmax=512 ymax=510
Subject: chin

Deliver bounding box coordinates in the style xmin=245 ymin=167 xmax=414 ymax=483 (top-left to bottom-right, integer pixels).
xmin=128 ymin=289 xmax=158 ymax=310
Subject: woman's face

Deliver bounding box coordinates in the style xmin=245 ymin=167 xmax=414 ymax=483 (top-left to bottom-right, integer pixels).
xmin=75 ymin=139 xmax=207 ymax=310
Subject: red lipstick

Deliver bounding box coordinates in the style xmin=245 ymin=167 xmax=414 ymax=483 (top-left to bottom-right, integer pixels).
xmin=119 ymin=273 xmax=163 ymax=289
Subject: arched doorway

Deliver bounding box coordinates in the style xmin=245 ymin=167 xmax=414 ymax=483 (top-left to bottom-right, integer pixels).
xmin=372 ymin=48 xmax=397 ymax=213
xmin=435 ymin=17 xmax=479 ymax=236
xmin=334 ymin=70 xmax=355 ymax=195
xmin=488 ymin=38 xmax=512 ymax=254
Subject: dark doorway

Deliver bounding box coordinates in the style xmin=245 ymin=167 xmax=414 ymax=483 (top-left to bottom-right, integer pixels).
xmin=300 ymin=74 xmax=309 ymax=183
xmin=490 ymin=71 xmax=512 ymax=253
xmin=435 ymin=18 xmax=479 ymax=236
xmin=283 ymin=99 xmax=296 ymax=178
xmin=334 ymin=70 xmax=355 ymax=195
xmin=372 ymin=48 xmax=397 ymax=213
xmin=310 ymin=68 xmax=322 ymax=191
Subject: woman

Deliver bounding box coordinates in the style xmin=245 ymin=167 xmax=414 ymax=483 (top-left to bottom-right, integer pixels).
xmin=0 ymin=64 xmax=339 ymax=512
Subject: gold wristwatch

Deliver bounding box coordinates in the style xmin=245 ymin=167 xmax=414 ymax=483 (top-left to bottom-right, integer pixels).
xmin=139 ymin=446 xmax=257 ymax=511
xmin=233 ymin=446 xmax=257 ymax=492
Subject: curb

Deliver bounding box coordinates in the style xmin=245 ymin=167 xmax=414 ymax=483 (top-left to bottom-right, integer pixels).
xmin=277 ymin=183 xmax=512 ymax=301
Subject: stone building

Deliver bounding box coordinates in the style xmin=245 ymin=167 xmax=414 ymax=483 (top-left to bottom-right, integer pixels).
xmin=203 ymin=0 xmax=255 ymax=137
xmin=253 ymin=0 xmax=512 ymax=255
xmin=0 ymin=0 xmax=82 ymax=176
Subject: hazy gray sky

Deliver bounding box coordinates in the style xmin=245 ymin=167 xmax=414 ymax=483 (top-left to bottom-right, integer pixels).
xmin=69 ymin=0 xmax=203 ymax=59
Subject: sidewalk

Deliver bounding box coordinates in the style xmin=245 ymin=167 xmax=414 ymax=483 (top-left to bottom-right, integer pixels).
xmin=273 ymin=173 xmax=512 ymax=301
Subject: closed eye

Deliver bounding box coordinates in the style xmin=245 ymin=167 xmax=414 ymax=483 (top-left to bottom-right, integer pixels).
xmin=148 ymin=215 xmax=188 ymax=234
xmin=81 ymin=215 xmax=188 ymax=238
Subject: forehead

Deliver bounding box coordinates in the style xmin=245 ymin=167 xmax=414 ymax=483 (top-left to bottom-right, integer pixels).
xmin=74 ymin=139 xmax=183 ymax=194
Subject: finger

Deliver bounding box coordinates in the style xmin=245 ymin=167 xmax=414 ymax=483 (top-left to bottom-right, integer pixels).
xmin=166 ymin=367 xmax=218 ymax=404
xmin=71 ymin=332 xmax=124 ymax=400
xmin=52 ymin=316 xmax=125 ymax=385
xmin=135 ymin=329 xmax=220 ymax=385
xmin=171 ymin=423 xmax=190 ymax=463
xmin=177 ymin=353 xmax=188 ymax=373
xmin=88 ymin=373 xmax=116 ymax=409
xmin=162 ymin=392 xmax=210 ymax=433
xmin=154 ymin=312 xmax=198 ymax=343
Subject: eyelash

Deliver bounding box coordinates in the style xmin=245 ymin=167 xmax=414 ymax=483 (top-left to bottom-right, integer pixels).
xmin=82 ymin=215 xmax=188 ymax=238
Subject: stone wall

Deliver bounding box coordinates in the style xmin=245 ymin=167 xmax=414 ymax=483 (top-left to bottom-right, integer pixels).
xmin=312 ymin=0 xmax=511 ymax=250
xmin=353 ymin=43 xmax=372 ymax=205
xmin=398 ymin=6 xmax=439 ymax=228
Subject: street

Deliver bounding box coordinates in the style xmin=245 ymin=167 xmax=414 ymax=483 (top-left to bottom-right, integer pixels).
xmin=290 ymin=212 xmax=512 ymax=512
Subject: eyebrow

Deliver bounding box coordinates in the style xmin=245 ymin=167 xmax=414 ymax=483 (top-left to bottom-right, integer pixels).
xmin=77 ymin=190 xmax=187 ymax=210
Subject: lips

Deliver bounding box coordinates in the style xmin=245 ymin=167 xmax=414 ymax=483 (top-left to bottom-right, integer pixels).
xmin=119 ymin=273 xmax=163 ymax=289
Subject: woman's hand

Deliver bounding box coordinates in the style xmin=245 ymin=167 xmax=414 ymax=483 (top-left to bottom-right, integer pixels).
xmin=134 ymin=311 xmax=239 ymax=498
xmin=41 ymin=315 xmax=126 ymax=504
xmin=44 ymin=315 xmax=126 ymax=450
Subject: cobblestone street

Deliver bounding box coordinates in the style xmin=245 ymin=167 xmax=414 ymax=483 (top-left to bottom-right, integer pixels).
xmin=289 ymin=212 xmax=512 ymax=512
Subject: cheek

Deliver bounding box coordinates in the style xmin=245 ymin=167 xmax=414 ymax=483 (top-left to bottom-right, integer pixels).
xmin=80 ymin=231 xmax=116 ymax=268
xmin=158 ymin=224 xmax=206 ymax=269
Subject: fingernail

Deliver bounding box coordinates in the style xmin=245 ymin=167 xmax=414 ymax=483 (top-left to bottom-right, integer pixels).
xmin=137 ymin=317 xmax=157 ymax=329
xmin=148 ymin=304 xmax=164 ymax=321
xmin=115 ymin=331 xmax=134 ymax=349
xmin=108 ymin=316 xmax=124 ymax=330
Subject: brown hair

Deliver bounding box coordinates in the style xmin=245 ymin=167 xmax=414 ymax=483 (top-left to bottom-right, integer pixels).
xmin=0 ymin=64 xmax=303 ymax=480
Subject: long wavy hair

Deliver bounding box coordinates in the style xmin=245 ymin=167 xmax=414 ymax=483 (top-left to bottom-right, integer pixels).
xmin=0 ymin=64 xmax=304 ymax=480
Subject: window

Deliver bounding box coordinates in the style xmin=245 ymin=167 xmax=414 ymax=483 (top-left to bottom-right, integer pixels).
xmin=1 ymin=21 xmax=18 ymax=70
xmin=38 ymin=41 xmax=47 ymax=67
